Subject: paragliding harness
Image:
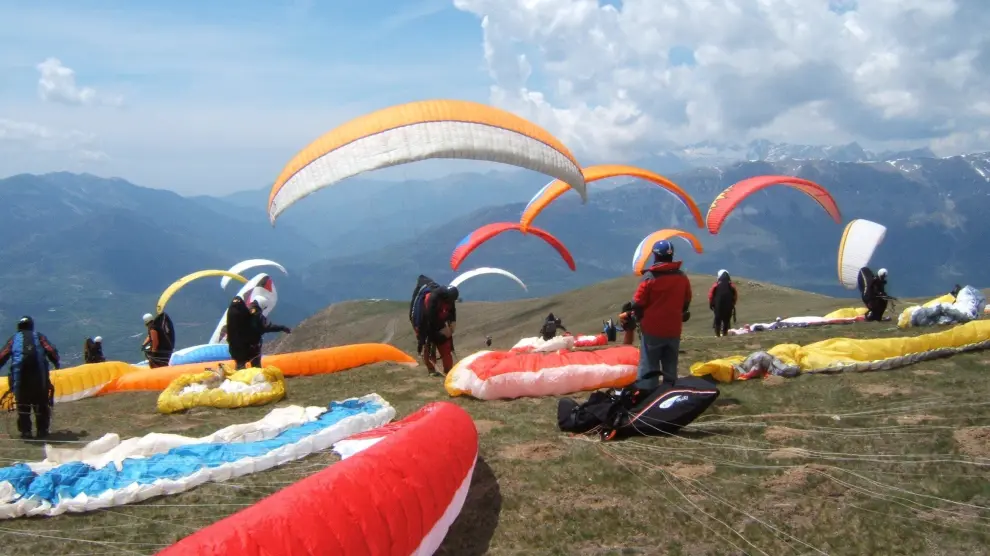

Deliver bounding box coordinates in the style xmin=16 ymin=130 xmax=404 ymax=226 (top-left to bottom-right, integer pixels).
xmin=557 ymin=378 xmax=720 ymax=441
xmin=602 ymin=318 xmax=617 ymax=342
xmin=144 ymin=312 xmax=176 ymax=367
xmin=410 ymin=275 xmax=458 ymax=364
xmin=410 ymin=275 xmax=442 ymax=353
xmin=857 ymin=267 xmax=896 ymax=319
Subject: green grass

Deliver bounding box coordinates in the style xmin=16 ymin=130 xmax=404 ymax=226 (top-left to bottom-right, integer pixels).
xmin=1 ymin=274 xmax=988 ymax=555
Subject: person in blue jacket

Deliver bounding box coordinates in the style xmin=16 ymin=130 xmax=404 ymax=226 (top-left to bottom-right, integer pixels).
xmin=0 ymin=316 xmax=60 ymax=439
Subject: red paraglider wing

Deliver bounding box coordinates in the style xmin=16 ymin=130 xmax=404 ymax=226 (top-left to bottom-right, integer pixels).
xmin=450 ymin=222 xmax=576 ymax=272
xmin=158 ymin=402 xmax=479 ymax=556
xmin=705 ymin=175 xmax=841 ymax=235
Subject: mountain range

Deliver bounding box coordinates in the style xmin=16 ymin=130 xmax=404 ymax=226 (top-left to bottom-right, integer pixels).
xmin=1 ymin=139 xmax=987 ymax=364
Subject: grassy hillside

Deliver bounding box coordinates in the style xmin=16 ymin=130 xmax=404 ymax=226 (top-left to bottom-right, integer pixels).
xmin=3 ymin=275 xmax=989 ymax=555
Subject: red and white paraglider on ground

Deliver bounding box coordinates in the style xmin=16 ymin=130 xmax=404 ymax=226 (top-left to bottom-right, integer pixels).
xmin=159 ymin=402 xmax=479 ymax=556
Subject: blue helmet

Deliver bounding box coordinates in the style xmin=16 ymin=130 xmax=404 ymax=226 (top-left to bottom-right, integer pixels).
xmin=652 ymin=240 xmax=674 ymax=261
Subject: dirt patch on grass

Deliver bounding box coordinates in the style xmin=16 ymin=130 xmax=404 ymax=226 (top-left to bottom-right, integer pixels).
xmin=744 ymin=343 xmax=762 ymax=350
xmin=911 ymin=369 xmax=941 ymax=377
xmin=764 ymin=426 xmax=811 ymax=442
xmin=474 ymin=419 xmax=504 ymax=435
xmin=763 ymin=465 xmax=819 ymax=491
xmin=762 ymin=375 xmax=787 ymax=387
xmin=854 ymin=384 xmax=912 ymax=397
xmin=500 ymin=441 xmax=566 ymax=461
xmin=953 ymin=427 xmax=990 ymax=459
xmin=768 ymin=447 xmax=811 ymax=460
xmin=665 ymin=462 xmax=716 ymax=479
xmin=416 ymin=390 xmax=443 ymax=399
xmin=895 ymin=414 xmax=943 ymax=425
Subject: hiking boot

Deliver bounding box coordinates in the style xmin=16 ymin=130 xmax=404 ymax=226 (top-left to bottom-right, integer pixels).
xmin=19 ymin=432 xmax=32 ymax=440
xmin=36 ymin=430 xmax=49 ymax=440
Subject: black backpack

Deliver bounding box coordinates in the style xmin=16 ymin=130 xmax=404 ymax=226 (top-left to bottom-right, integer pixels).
xmin=557 ymin=378 xmax=720 ymax=441
xmin=857 ymin=267 xmax=875 ymax=303
xmin=410 ymin=275 xmax=441 ymax=333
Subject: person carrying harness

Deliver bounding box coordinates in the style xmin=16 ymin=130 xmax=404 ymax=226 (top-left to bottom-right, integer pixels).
xmin=142 ymin=312 xmax=175 ymax=368
xmin=0 ymin=317 xmax=60 ymax=439
xmin=411 ymin=277 xmax=459 ymax=376
xmin=225 ymin=295 xmax=291 ymax=370
xmin=708 ymin=269 xmax=738 ymax=337
xmin=858 ymin=267 xmax=893 ymax=322
xmin=539 ymin=313 xmax=567 ymax=341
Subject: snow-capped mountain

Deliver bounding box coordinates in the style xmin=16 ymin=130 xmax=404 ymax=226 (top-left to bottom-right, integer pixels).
xmin=655 ymin=139 xmax=939 ymax=167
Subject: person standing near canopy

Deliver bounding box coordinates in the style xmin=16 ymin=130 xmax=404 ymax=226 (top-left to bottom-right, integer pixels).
xmin=83 ymin=336 xmax=106 ymax=364
xmin=539 ymin=313 xmax=567 ymax=341
xmin=862 ymin=268 xmax=891 ymax=321
xmin=0 ymin=317 xmax=60 ymax=439
xmin=225 ymin=296 xmax=291 ymax=370
xmin=419 ymin=286 xmax=459 ymax=376
xmin=142 ymin=312 xmax=175 ymax=368
xmin=628 ymin=240 xmax=692 ymax=393
xmin=708 ymin=270 xmax=738 ymax=337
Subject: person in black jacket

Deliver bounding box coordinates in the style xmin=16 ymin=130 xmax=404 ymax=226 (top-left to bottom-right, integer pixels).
xmin=0 ymin=317 xmax=60 ymax=439
xmin=84 ymin=336 xmax=106 ymax=364
xmin=225 ymin=296 xmax=290 ymax=369
xmin=539 ymin=313 xmax=567 ymax=341
xmin=708 ymin=270 xmax=738 ymax=337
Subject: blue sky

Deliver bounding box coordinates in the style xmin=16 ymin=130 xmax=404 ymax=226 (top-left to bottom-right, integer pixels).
xmin=0 ymin=1 xmax=494 ymax=194
xmin=2 ymin=1 xmax=986 ymax=196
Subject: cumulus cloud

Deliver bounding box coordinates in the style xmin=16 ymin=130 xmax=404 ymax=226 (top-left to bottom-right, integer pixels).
xmin=36 ymin=57 xmax=123 ymax=107
xmin=0 ymin=118 xmax=109 ymax=161
xmin=453 ymin=0 xmax=990 ymax=158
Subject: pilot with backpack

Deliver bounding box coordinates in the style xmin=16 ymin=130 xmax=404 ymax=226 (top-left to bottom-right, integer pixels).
xmin=142 ymin=312 xmax=175 ymax=368
xmin=410 ymin=276 xmax=459 ymax=376
xmin=858 ymin=267 xmax=891 ymax=321
xmin=708 ymin=269 xmax=738 ymax=337
xmin=539 ymin=313 xmax=567 ymax=341
xmin=0 ymin=317 xmax=60 ymax=439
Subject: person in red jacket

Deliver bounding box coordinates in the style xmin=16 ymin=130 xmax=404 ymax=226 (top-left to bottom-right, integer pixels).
xmin=629 ymin=240 xmax=692 ymax=391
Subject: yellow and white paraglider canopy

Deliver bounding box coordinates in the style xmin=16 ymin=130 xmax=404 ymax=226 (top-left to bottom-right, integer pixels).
xmin=837 ymin=219 xmax=887 ymax=289
xmin=157 ymin=270 xmax=248 ymax=314
xmin=267 ymin=99 xmax=587 ymax=224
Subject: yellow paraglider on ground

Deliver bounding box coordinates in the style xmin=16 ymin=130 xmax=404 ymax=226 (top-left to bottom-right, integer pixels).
xmin=157 ymin=365 xmax=286 ymax=414
xmin=691 ymin=320 xmax=990 ymax=383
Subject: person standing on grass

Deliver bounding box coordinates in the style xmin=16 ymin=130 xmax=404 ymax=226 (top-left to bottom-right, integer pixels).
xmin=628 ymin=240 xmax=692 ymax=394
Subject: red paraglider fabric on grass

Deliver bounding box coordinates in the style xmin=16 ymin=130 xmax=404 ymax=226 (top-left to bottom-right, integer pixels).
xmin=158 ymin=402 xmax=479 ymax=556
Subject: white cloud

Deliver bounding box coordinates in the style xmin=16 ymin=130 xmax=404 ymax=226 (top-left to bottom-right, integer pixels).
xmin=36 ymin=57 xmax=123 ymax=107
xmin=453 ymin=0 xmax=990 ymax=158
xmin=0 ymin=118 xmax=108 ymax=161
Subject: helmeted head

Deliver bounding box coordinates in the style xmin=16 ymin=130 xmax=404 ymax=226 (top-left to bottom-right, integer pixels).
xmin=94 ymin=336 xmax=103 ymax=344
xmin=440 ymin=286 xmax=459 ymax=302
xmin=252 ymin=295 xmax=269 ymax=312
xmin=17 ymin=316 xmax=33 ymax=332
xmin=717 ymin=269 xmax=728 ymax=280
xmin=878 ymin=268 xmax=888 ymax=279
xmin=142 ymin=313 xmax=154 ymax=325
xmin=652 ymin=240 xmax=674 ymax=263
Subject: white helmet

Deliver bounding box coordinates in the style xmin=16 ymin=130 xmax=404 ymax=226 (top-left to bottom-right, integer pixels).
xmin=94 ymin=336 xmax=103 ymax=343
xmin=717 ymin=269 xmax=728 ymax=279
xmin=253 ymin=295 xmax=269 ymax=312
xmin=142 ymin=313 xmax=154 ymax=324
xmin=878 ymin=268 xmax=888 ymax=278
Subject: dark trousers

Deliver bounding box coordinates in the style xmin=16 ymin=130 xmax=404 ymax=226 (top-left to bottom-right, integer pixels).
xmin=636 ymin=332 xmax=680 ymax=390
xmin=713 ymin=307 xmax=732 ymax=336
xmin=17 ymin=400 xmax=51 ymax=436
